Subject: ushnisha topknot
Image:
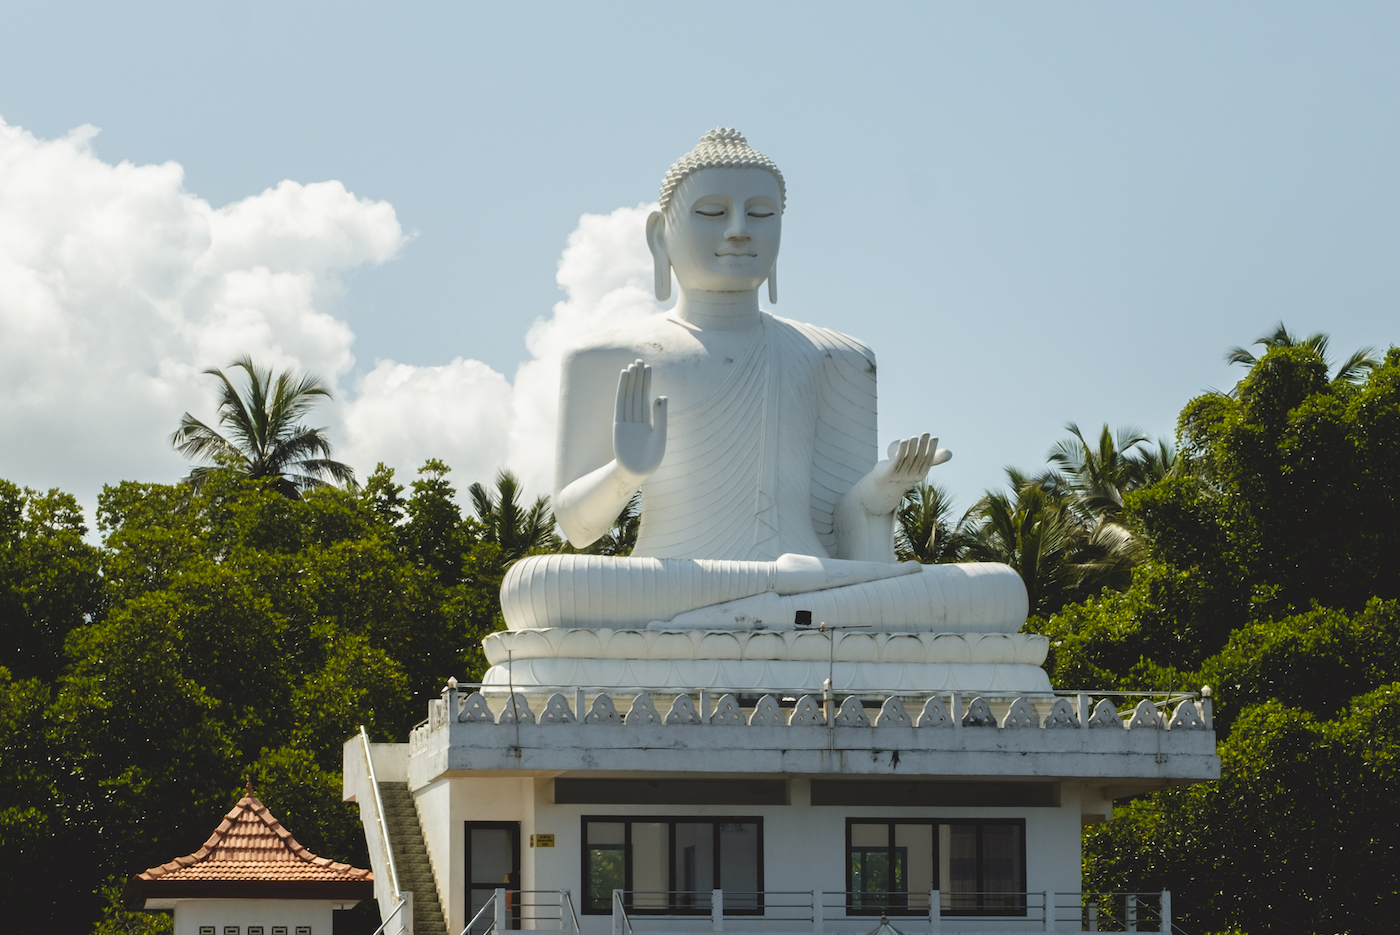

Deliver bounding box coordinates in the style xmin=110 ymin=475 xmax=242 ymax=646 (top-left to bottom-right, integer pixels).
xmin=658 ymin=128 xmax=786 ymax=214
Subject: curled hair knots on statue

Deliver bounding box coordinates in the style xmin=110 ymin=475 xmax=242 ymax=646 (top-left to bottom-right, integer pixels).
xmin=658 ymin=128 xmax=786 ymax=214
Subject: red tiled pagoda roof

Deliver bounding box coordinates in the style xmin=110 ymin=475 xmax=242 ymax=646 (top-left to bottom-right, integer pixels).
xmin=126 ymin=793 xmax=374 ymax=904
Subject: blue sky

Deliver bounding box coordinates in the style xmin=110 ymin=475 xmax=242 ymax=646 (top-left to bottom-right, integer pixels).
xmin=1 ymin=2 xmax=1396 ymax=518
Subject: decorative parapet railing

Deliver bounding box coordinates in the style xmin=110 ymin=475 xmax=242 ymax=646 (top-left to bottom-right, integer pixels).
xmin=409 ymin=682 xmax=1212 ymax=752
xmin=407 ymin=682 xmax=1219 ymax=783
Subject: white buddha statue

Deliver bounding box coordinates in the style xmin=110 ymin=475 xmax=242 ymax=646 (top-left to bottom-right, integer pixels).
xmin=500 ymin=129 xmax=1028 ymax=635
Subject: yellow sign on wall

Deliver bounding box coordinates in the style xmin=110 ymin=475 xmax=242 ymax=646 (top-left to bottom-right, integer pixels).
xmin=530 ymin=833 xmax=555 ymax=848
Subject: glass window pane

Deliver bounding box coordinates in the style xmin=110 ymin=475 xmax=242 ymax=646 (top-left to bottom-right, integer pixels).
xmin=631 ymin=822 xmax=670 ymax=909
xmin=981 ymin=824 xmax=1023 ymax=911
xmin=719 ymin=822 xmax=760 ymax=910
xmin=946 ymin=824 xmax=979 ymax=911
xmin=938 ymin=823 xmax=951 ymax=896
xmin=850 ymin=822 xmax=889 ymax=847
xmin=587 ymin=821 xmax=627 ymax=913
xmin=850 ymin=850 xmax=892 ymax=910
xmin=469 ymin=888 xmax=497 ymax=932
xmin=896 ymin=824 xmax=934 ymax=910
xmin=580 ymin=817 xmax=762 ymax=915
xmin=588 ymin=822 xmax=626 ymax=846
xmin=471 ymin=828 xmax=514 ymax=885
xmin=674 ymin=823 xmax=714 ymax=910
xmin=588 ymin=847 xmax=625 ymax=913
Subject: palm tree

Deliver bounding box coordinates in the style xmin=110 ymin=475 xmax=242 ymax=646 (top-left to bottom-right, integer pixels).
xmin=1046 ymin=422 xmax=1173 ymax=525
xmin=959 ymin=471 xmax=1077 ymax=615
xmin=170 ymin=356 xmax=356 ymax=497
xmin=467 ymin=470 xmax=560 ymax=560
xmin=958 ymin=468 xmax=1142 ymax=617
xmin=895 ymin=482 xmax=959 ymax=563
xmin=1134 ymin=438 xmax=1178 ymax=487
xmin=1226 ymin=322 xmax=1379 ymax=383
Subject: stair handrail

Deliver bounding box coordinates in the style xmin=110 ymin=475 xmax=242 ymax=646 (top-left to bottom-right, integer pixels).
xmin=368 ymin=896 xmax=409 ymax=935
xmin=458 ymin=891 xmax=498 ymax=935
xmin=562 ymin=889 xmax=582 ymax=935
xmin=359 ymin=724 xmax=403 ymax=904
xmin=612 ymin=889 xmax=634 ymax=935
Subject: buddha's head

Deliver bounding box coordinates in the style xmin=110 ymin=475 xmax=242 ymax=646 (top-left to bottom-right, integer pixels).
xmin=647 ymin=128 xmax=785 ymax=303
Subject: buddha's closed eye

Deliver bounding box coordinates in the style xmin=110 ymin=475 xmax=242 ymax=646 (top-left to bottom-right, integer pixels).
xmin=695 ymin=206 xmax=726 ymax=217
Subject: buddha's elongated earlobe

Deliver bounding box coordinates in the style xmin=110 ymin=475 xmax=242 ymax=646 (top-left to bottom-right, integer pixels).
xmin=645 ymin=210 xmax=671 ymax=302
xmin=767 ymin=262 xmax=778 ymax=304
xmin=655 ymin=257 xmax=672 ymax=302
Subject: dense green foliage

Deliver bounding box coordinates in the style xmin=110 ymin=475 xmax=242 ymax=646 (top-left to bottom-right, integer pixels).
xmin=1033 ymin=343 xmax=1400 ymax=934
xmin=1084 ymin=682 xmax=1400 ymax=934
xmin=0 ymin=463 xmax=508 ymax=932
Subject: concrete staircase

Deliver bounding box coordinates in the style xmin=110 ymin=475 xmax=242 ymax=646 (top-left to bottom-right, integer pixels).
xmin=379 ymin=782 xmax=449 ymax=935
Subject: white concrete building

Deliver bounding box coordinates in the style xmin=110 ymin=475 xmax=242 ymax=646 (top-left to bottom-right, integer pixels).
xmin=345 ymin=680 xmax=1216 ymax=935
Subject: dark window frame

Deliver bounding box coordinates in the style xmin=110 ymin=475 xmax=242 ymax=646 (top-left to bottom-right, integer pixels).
xmin=845 ymin=818 xmax=1027 ymax=917
xmin=580 ymin=815 xmax=765 ymax=916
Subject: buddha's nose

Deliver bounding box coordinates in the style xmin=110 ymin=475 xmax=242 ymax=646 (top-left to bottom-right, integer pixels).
xmin=724 ymin=214 xmax=751 ymax=241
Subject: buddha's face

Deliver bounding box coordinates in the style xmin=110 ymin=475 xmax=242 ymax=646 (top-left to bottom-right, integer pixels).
xmin=659 ymin=167 xmax=782 ymax=293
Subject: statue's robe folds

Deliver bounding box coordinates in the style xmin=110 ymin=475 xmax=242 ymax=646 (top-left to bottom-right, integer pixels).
xmin=501 ymin=313 xmax=1028 ymax=632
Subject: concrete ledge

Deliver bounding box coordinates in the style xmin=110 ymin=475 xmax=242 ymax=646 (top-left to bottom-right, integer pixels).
xmin=408 ymin=718 xmax=1219 ymax=789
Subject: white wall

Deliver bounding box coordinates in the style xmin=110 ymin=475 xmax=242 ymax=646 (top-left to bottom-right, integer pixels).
xmin=417 ymin=775 xmax=537 ymax=935
xmin=173 ymin=898 xmax=332 ymax=935
xmin=342 ymin=737 xmax=411 ymax=922
xmin=424 ymin=776 xmax=1086 ymax=935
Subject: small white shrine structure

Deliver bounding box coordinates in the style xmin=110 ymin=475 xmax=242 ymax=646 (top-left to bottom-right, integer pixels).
xmin=125 ymin=787 xmax=373 ymax=935
xmin=344 ymin=129 xmax=1219 ymax=935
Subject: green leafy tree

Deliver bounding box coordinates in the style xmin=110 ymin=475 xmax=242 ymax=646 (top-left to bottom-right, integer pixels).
xmin=1195 ymin=599 xmax=1400 ymax=732
xmin=0 ymin=456 xmax=527 ymax=932
xmin=1040 ymin=343 xmax=1400 ymax=691
xmin=402 ymin=460 xmax=477 ymax=584
xmin=0 ymin=461 xmax=520 ymax=931
xmin=0 ymin=481 xmax=103 ymax=681
xmin=0 ymin=666 xmax=79 ymax=931
xmin=1175 ymin=345 xmax=1400 ymax=614
xmin=170 ymin=355 xmax=357 ymax=497
xmin=1045 ymin=333 xmax=1400 ymax=933
xmin=444 ymin=540 xmax=510 ymax=683
xmin=363 ymin=461 xmax=407 ymax=526
xmin=1084 ymin=684 xmax=1400 ymax=934
xmin=959 ymin=472 xmax=1070 ymax=615
xmin=91 ymin=878 xmax=173 ymax=935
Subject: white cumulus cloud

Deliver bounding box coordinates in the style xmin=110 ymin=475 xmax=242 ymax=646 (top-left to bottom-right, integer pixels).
xmin=339 ymin=203 xmax=665 ymax=496
xmin=0 ymin=117 xmax=404 ymax=502
xmin=0 ymin=115 xmax=663 ymax=516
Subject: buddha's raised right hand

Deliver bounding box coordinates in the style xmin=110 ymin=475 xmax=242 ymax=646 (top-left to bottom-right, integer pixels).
xmin=613 ymin=359 xmax=668 ymax=479
xmin=554 ymin=359 xmax=668 ymax=547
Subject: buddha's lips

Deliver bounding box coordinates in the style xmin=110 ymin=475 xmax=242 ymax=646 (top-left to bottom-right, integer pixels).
xmin=716 ymin=252 xmax=758 ymax=257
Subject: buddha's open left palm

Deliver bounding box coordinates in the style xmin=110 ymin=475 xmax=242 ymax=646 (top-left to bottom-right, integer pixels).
xmin=867 ymin=434 xmax=950 ymax=511
xmin=613 ymin=359 xmax=668 ymax=478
